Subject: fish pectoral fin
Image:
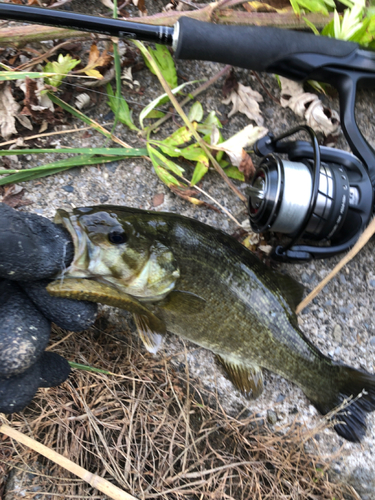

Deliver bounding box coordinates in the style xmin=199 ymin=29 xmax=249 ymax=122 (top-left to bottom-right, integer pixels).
xmin=216 ymin=355 xmax=264 ymax=399
xmin=160 ymin=290 xmax=206 ymax=315
xmin=133 ymin=313 xmax=166 ymax=354
xmin=48 ymin=278 xmax=167 ymax=354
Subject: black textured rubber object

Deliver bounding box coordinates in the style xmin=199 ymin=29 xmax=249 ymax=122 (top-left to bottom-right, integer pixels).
xmin=174 ymin=18 xmax=358 ymax=73
xmin=0 ymin=361 xmax=41 ymax=413
xmin=38 ymin=351 xmax=71 ymax=388
xmin=0 ymin=203 xmax=74 ymax=281
xmin=0 ymin=352 xmax=70 ymax=413
xmin=0 ymin=280 xmax=51 ymax=377
xmin=21 ymin=280 xmax=98 ymax=332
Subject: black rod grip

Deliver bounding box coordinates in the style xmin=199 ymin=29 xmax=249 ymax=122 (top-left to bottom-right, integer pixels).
xmin=174 ymin=17 xmax=358 ymax=72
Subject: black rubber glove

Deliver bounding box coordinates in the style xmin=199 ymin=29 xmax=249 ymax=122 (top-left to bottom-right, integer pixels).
xmin=0 ymin=203 xmax=98 ymax=413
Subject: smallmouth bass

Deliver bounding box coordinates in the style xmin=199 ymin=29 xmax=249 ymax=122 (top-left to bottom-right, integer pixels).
xmin=48 ymin=205 xmax=375 ymax=442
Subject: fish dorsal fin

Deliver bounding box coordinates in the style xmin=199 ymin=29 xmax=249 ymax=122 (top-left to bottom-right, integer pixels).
xmin=216 ymin=355 xmax=264 ymax=399
xmin=161 ymin=290 xmax=206 ymax=315
xmin=273 ymin=271 xmax=305 ymax=311
xmin=133 ymin=313 xmax=165 ymax=354
xmin=47 ymin=278 xmax=167 ymax=338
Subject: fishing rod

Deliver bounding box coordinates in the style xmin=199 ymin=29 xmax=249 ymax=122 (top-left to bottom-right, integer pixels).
xmin=1 ymin=3 xmax=375 ymax=262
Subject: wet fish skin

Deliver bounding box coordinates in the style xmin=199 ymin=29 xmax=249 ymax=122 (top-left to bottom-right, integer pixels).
xmin=49 ymin=205 xmax=375 ymax=442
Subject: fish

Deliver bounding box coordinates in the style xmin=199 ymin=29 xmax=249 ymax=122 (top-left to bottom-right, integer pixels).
xmin=47 ymin=205 xmax=375 ymax=442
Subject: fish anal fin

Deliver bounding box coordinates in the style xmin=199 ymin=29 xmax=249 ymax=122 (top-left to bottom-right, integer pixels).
xmin=216 ymin=355 xmax=264 ymax=399
xmin=134 ymin=313 xmax=165 ymax=354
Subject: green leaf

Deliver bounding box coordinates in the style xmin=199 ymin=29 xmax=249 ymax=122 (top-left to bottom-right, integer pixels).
xmin=147 ymin=144 xmax=182 ymax=187
xmin=296 ymin=0 xmax=328 ymax=15
xmin=44 ymin=53 xmax=80 ymax=88
xmin=143 ymin=44 xmax=178 ymax=89
xmin=179 ymin=144 xmax=208 ymax=163
xmin=147 ymin=144 xmax=184 ymax=176
xmin=139 ymin=80 xmax=200 ymax=130
xmin=303 ymin=17 xmax=321 ymax=34
xmin=160 ymin=126 xmax=194 ymax=148
xmin=143 ymin=110 xmax=165 ymax=119
xmin=47 ymin=93 xmax=116 ymax=140
xmin=348 ymin=18 xmax=370 ymax=42
xmin=0 ymin=71 xmax=59 ymax=81
xmin=224 ymin=165 xmax=245 ymax=181
xmin=196 ymin=111 xmax=222 ymax=135
xmin=107 ymin=83 xmax=138 ymax=131
xmin=188 ymin=101 xmax=204 ymax=122
xmin=321 ymin=18 xmax=335 ymax=36
xmin=289 ymin=0 xmax=301 ymax=14
xmin=191 ymin=161 xmax=209 ymax=186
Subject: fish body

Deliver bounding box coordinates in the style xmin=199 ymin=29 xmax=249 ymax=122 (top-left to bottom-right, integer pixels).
xmin=49 ymin=205 xmax=375 ymax=442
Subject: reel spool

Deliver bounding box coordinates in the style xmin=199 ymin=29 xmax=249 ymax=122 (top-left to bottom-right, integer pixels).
xmin=248 ymin=126 xmax=373 ymax=262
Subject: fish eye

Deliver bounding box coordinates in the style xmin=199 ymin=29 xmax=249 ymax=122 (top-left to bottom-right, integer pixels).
xmin=108 ymin=231 xmax=127 ymax=244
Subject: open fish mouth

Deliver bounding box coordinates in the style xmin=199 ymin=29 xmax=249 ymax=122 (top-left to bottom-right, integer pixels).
xmin=54 ymin=208 xmax=180 ymax=302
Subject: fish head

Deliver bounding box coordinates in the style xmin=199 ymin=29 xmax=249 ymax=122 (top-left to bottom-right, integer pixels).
xmin=55 ymin=206 xmax=180 ymax=301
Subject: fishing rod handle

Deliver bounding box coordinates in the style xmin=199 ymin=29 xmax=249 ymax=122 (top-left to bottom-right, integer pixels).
xmin=174 ymin=17 xmax=358 ymax=77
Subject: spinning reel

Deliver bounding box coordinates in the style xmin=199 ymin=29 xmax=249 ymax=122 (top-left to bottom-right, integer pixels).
xmin=1 ymin=4 xmax=375 ymax=262
xmin=249 ymin=126 xmax=374 ymax=262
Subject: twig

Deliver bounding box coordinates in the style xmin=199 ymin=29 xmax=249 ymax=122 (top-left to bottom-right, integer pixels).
xmin=0 ymin=421 xmax=139 ymax=500
xmin=179 ymin=174 xmax=242 ymax=226
xmin=0 ymin=126 xmax=93 ymax=148
xmin=296 ymin=215 xmax=375 ymax=314
xmin=147 ymin=65 xmax=232 ymax=134
xmin=0 ymin=25 xmax=91 ymax=47
xmin=252 ymin=71 xmax=280 ymax=105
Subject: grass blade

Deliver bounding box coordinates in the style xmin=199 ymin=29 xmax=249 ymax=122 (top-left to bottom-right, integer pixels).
xmin=0 ymin=153 xmax=144 ymax=185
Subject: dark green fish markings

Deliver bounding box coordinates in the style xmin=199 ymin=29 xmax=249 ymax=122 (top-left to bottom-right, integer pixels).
xmin=48 ymin=205 xmax=375 ymax=442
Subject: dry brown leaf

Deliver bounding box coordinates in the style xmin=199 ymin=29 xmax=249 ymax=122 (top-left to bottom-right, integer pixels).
xmin=0 ymin=83 xmax=32 ymax=140
xmin=222 ymin=68 xmax=238 ymax=98
xmin=19 ymin=78 xmax=56 ymax=125
xmin=1 ymin=184 xmax=33 ymax=208
xmin=133 ymin=0 xmax=147 ymax=14
xmin=222 ymin=82 xmax=264 ymax=126
xmin=279 ymin=76 xmax=340 ymax=137
xmin=80 ymin=44 xmax=112 ymax=79
xmin=238 ymin=150 xmax=255 ymax=182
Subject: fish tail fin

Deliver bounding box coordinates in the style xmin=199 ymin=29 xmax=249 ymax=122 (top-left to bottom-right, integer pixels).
xmin=309 ymin=365 xmax=375 ymax=442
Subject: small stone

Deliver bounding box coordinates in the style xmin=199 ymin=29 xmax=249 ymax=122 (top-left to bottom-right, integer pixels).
xmin=301 ymin=272 xmax=310 ymax=283
xmin=369 ymin=336 xmax=375 ymax=347
xmin=62 ymin=185 xmax=74 ymax=193
xmin=267 ymin=409 xmax=277 ymax=425
xmin=276 ymin=393 xmax=285 ymax=403
xmin=339 ymin=273 xmax=347 ymax=285
xmin=332 ymin=324 xmax=342 ymax=342
xmin=153 ymin=193 xmax=164 ymax=207
xmin=105 ymin=161 xmax=119 ymax=173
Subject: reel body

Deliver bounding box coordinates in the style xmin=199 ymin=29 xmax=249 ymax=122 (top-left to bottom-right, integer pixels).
xmin=249 ymin=128 xmax=373 ymax=262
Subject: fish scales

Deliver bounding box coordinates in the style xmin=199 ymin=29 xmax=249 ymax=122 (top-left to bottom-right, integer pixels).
xmin=47 ymin=205 xmax=375 ymax=442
